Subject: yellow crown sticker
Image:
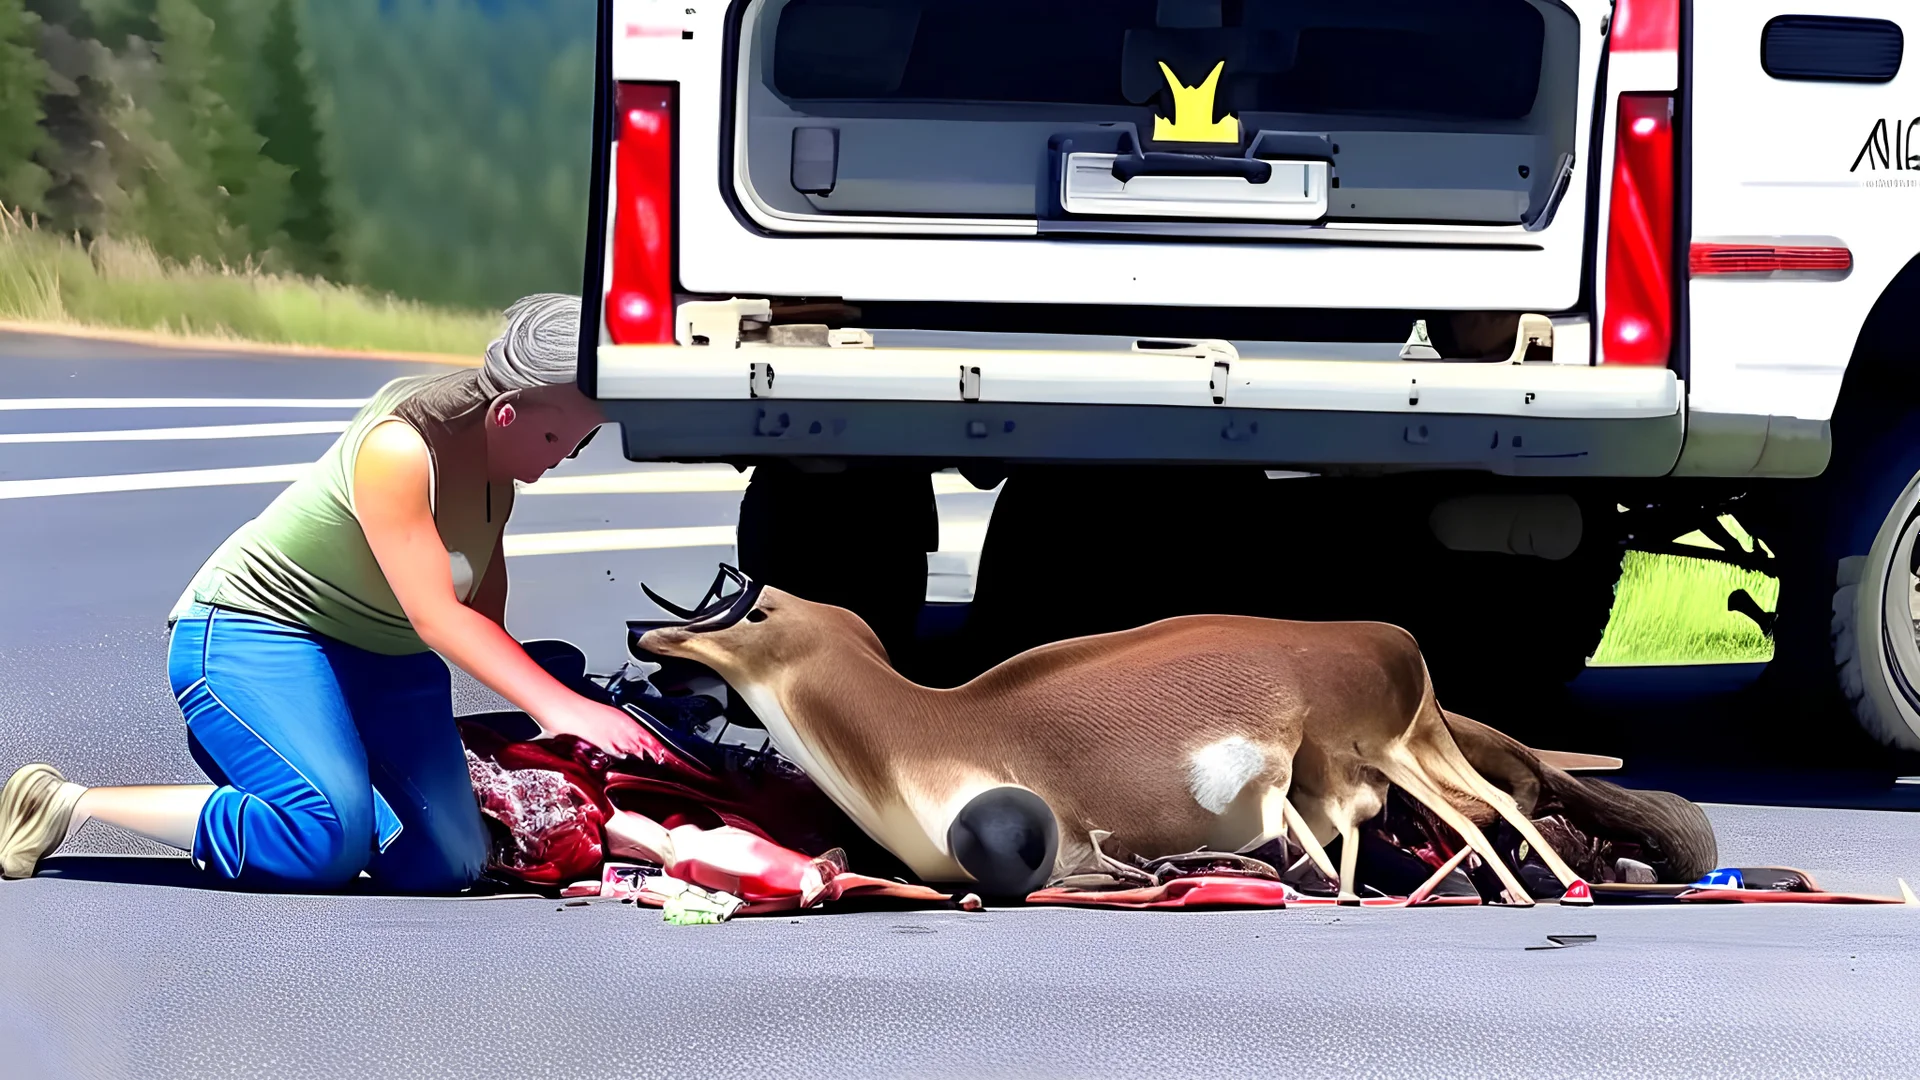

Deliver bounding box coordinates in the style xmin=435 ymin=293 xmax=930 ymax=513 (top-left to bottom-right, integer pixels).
xmin=1152 ymin=60 xmax=1239 ymax=144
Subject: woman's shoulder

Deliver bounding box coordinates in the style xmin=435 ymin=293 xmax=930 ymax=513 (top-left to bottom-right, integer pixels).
xmin=358 ymin=414 xmax=431 ymax=458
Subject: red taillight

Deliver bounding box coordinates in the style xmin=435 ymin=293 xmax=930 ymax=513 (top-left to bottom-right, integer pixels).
xmin=1690 ymin=244 xmax=1852 ymax=276
xmin=1610 ymin=0 xmax=1678 ymax=53
xmin=606 ymin=82 xmax=675 ymax=345
xmin=1601 ymin=93 xmax=1674 ymax=366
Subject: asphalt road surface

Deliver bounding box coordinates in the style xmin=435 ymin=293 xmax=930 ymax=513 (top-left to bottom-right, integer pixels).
xmin=3 ymin=332 xmax=1919 ymax=1080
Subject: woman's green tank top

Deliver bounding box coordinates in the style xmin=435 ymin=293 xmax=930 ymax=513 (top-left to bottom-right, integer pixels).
xmin=170 ymin=371 xmax=511 ymax=655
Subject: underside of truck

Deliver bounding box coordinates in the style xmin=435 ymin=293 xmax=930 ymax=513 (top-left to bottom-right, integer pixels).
xmin=579 ymin=0 xmax=1920 ymax=764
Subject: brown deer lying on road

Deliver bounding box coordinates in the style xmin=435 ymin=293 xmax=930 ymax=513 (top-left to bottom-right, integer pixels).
xmin=638 ymin=566 xmax=1715 ymax=904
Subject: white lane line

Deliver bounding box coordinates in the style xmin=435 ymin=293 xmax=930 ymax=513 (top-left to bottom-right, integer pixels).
xmin=502 ymin=517 xmax=994 ymax=559
xmin=504 ymin=526 xmax=738 ymax=557
xmin=522 ymin=469 xmax=995 ymax=496
xmin=522 ymin=468 xmax=747 ymax=496
xmin=0 ymin=421 xmax=351 ymax=444
xmin=0 ymin=464 xmax=309 ymax=500
xmin=0 ymin=397 xmax=367 ymax=411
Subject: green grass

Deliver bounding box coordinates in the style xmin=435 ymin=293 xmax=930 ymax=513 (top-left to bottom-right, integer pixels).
xmin=1591 ymin=515 xmax=1779 ymax=666
xmin=0 ymin=210 xmax=500 ymax=357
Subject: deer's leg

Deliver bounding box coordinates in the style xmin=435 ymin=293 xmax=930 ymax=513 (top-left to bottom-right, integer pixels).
xmin=1381 ymin=757 xmax=1535 ymax=907
xmin=1336 ymin=815 xmax=1362 ymax=905
xmin=1405 ymin=845 xmax=1476 ymax=906
xmin=1282 ymin=797 xmax=1340 ymax=883
xmin=1418 ymin=737 xmax=1590 ymax=902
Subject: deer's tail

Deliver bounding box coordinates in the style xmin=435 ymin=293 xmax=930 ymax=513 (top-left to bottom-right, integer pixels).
xmin=1441 ymin=710 xmax=1718 ymax=883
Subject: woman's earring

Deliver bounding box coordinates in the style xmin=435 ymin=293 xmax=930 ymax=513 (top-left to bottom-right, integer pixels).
xmin=496 ymin=403 xmax=516 ymax=428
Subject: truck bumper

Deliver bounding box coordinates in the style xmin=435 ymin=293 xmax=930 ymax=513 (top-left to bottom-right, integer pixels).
xmin=594 ymin=343 xmax=1684 ymax=476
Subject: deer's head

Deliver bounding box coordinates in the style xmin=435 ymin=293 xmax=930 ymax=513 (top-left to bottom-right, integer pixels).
xmin=636 ymin=565 xmax=888 ymax=684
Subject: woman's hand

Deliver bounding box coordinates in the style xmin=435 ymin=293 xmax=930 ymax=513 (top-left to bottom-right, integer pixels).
xmin=352 ymin=420 xmax=701 ymax=778
xmin=537 ymin=697 xmax=699 ymax=771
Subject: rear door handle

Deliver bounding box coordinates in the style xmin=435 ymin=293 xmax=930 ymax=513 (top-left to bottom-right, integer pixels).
xmin=1112 ymin=153 xmax=1273 ymax=184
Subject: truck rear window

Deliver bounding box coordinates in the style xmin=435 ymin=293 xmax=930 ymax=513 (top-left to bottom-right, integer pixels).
xmin=737 ymin=0 xmax=1579 ymax=228
xmin=771 ymin=0 xmax=1547 ymax=121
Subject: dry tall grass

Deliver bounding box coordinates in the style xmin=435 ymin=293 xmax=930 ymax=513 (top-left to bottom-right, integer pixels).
xmin=0 ymin=208 xmax=499 ymax=358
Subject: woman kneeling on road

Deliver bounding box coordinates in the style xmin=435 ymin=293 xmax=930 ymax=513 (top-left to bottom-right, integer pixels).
xmin=0 ymin=292 xmax=698 ymax=892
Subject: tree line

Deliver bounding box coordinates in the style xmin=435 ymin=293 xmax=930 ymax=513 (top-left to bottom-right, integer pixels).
xmin=0 ymin=0 xmax=596 ymax=312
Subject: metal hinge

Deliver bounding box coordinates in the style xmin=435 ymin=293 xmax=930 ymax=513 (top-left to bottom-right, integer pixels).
xmin=1400 ymin=319 xmax=1441 ymax=360
xmin=1131 ymin=338 xmax=1237 ymax=404
xmin=1507 ymin=314 xmax=1554 ymax=364
xmin=678 ymin=298 xmax=772 ymax=349
xmin=959 ymin=365 xmax=982 ymax=401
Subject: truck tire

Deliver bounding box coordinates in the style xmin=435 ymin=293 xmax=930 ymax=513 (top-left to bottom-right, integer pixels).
xmin=961 ymin=466 xmax=1278 ymax=675
xmin=1757 ymin=406 xmax=1920 ymax=752
xmin=1356 ymin=485 xmax=1625 ymax=713
xmin=734 ymin=461 xmax=938 ymax=673
xmin=962 ymin=469 xmax=1620 ymax=709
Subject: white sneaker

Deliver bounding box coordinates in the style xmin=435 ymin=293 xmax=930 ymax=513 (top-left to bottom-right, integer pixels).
xmin=0 ymin=764 xmax=85 ymax=879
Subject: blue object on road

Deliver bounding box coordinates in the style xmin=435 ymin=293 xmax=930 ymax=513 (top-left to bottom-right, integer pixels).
xmin=1693 ymin=868 xmax=1745 ymax=890
xmin=169 ymin=603 xmax=489 ymax=893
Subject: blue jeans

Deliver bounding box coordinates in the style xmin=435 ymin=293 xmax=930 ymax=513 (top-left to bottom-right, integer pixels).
xmin=167 ymin=603 xmax=490 ymax=893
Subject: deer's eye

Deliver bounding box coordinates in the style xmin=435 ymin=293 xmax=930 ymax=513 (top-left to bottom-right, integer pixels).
xmin=747 ymin=609 xmax=768 ymax=623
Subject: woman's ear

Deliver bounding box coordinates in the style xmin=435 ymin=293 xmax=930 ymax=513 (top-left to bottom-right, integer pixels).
xmin=489 ymin=390 xmax=524 ymax=428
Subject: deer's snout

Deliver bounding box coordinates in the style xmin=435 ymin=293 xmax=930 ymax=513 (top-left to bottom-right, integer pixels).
xmin=637 ymin=626 xmax=693 ymax=656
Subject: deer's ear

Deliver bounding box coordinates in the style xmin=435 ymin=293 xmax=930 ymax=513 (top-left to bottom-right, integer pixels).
xmin=1535 ymin=749 xmax=1624 ymax=772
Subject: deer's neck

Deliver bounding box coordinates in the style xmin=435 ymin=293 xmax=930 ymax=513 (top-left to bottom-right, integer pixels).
xmin=779 ymin=648 xmax=938 ymax=757
xmin=731 ymin=648 xmax=961 ymax=871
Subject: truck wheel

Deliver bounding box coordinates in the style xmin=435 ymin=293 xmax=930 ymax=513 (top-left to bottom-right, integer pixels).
xmin=961 ymin=466 xmax=1278 ymax=676
xmin=963 ymin=470 xmax=1620 ymax=708
xmin=734 ymin=461 xmax=937 ymax=672
xmin=1758 ymin=406 xmax=1920 ymax=752
xmin=1372 ymin=487 xmax=1625 ymax=712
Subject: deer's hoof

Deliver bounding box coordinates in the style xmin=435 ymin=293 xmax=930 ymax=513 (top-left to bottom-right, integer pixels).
xmin=948 ymin=786 xmax=1059 ymax=899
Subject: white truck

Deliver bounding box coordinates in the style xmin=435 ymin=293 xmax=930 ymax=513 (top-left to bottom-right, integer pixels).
xmin=578 ymin=0 xmax=1920 ymax=752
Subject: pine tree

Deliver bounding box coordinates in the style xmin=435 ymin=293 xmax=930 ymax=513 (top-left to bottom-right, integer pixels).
xmin=101 ymin=27 xmax=234 ymax=263
xmin=0 ymin=0 xmax=53 ymax=213
xmin=72 ymin=0 xmax=159 ymax=46
xmin=255 ymin=0 xmax=336 ymax=276
xmin=148 ymin=0 xmax=287 ymax=262
xmin=300 ymin=0 xmax=595 ymax=307
xmin=22 ymin=16 xmax=125 ymax=238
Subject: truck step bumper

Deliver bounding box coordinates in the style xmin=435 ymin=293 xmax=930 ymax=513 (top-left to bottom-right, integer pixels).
xmin=594 ymin=344 xmax=1682 ymax=475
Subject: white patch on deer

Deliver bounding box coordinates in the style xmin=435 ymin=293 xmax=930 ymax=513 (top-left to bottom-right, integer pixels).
xmin=1188 ymin=737 xmax=1266 ymax=815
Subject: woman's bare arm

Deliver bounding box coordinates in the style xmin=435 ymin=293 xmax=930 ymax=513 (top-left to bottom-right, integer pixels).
xmin=352 ymin=420 xmax=671 ymax=761
xmin=473 ymin=530 xmax=509 ymax=627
